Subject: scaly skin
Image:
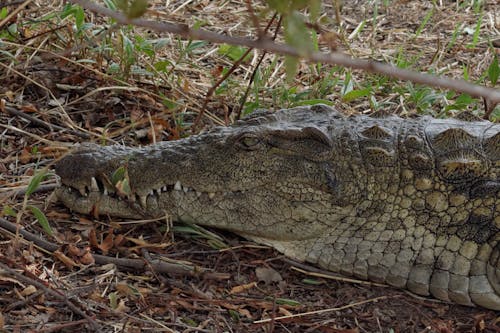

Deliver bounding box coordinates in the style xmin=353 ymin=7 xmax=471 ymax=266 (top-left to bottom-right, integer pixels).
xmin=55 ymin=105 xmax=500 ymax=309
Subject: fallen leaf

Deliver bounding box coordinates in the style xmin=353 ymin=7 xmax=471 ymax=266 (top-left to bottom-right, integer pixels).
xmin=21 ymin=104 xmax=38 ymax=113
xmin=99 ymin=229 xmax=115 ymax=254
xmin=114 ymin=299 xmax=129 ymax=313
xmin=256 ymin=267 xmax=282 ymax=285
xmin=67 ymin=244 xmax=84 ymax=256
xmin=80 ymin=250 xmax=95 ymax=265
xmin=21 ymin=285 xmax=37 ymax=296
xmin=20 ymin=147 xmax=32 ymax=164
xmin=229 ymin=282 xmax=257 ymax=294
xmin=54 ymin=250 xmax=77 ymax=269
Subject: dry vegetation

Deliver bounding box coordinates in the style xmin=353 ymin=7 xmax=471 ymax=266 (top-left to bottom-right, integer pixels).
xmin=0 ymin=0 xmax=499 ymax=332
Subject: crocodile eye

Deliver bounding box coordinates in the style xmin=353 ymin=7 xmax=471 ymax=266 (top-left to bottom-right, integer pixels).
xmin=238 ymin=134 xmax=262 ymax=150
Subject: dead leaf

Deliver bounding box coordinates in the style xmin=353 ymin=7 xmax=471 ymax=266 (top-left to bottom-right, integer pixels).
xmin=229 ymin=282 xmax=257 ymax=294
xmin=211 ymin=65 xmax=223 ymax=77
xmin=89 ymin=229 xmax=99 ymax=249
xmin=19 ymin=147 xmax=32 ymax=164
xmin=89 ymin=228 xmax=116 ymax=254
xmin=67 ymin=244 xmax=84 ymax=257
xmin=278 ymin=306 xmax=293 ymax=317
xmin=114 ymin=234 xmax=126 ymax=247
xmin=80 ymin=250 xmax=95 ymax=265
xmin=21 ymin=104 xmax=38 ymax=113
xmin=20 ymin=285 xmax=37 ymax=296
xmin=53 ymin=250 xmax=77 ymax=269
xmin=182 ymin=78 xmax=190 ymax=92
xmin=116 ymin=283 xmax=141 ymax=298
xmin=99 ymin=229 xmax=115 ymax=254
xmin=130 ymin=107 xmax=143 ymax=122
xmin=114 ymin=299 xmax=130 ymax=313
xmin=256 ymin=267 xmax=282 ymax=285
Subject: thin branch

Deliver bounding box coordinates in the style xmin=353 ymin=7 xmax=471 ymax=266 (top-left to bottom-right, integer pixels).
xmin=69 ymin=0 xmax=500 ymax=108
xmin=0 ymin=216 xmax=230 ymax=279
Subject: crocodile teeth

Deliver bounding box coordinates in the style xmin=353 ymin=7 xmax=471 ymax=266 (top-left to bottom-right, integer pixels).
xmin=208 ymin=192 xmax=216 ymax=199
xmin=139 ymin=195 xmax=147 ymax=208
xmin=79 ymin=187 xmax=87 ymax=196
xmin=174 ymin=181 xmax=182 ymax=191
xmin=162 ymin=186 xmax=168 ymax=192
xmin=183 ymin=185 xmax=189 ymax=193
xmin=196 ymin=191 xmax=202 ymax=197
xmin=149 ymin=190 xmax=154 ymax=196
xmin=103 ymin=188 xmax=108 ymax=195
xmin=90 ymin=177 xmax=99 ymax=192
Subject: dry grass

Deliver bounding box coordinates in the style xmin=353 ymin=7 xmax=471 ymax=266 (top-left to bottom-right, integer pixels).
xmin=0 ymin=0 xmax=499 ymax=332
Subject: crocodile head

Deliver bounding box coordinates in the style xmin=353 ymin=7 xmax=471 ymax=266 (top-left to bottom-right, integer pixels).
xmin=55 ymin=105 xmax=358 ymax=240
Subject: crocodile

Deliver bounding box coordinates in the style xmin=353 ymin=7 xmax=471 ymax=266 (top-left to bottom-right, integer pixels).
xmin=55 ymin=104 xmax=500 ymax=310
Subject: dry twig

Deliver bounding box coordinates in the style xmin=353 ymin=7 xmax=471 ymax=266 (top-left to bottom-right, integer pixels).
xmin=0 ymin=259 xmax=101 ymax=331
xmin=0 ymin=216 xmax=229 ymax=278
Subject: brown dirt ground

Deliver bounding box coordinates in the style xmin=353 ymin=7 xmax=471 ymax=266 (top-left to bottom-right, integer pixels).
xmin=0 ymin=0 xmax=499 ymax=332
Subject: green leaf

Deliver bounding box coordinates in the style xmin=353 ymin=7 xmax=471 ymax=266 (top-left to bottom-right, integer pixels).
xmin=111 ymin=166 xmax=127 ymax=185
xmin=284 ymin=56 xmax=299 ymax=83
xmin=103 ymin=0 xmax=117 ymax=10
xmin=1 ymin=8 xmax=8 ymax=19
xmin=154 ymin=60 xmax=171 ymax=72
xmin=115 ymin=178 xmax=131 ymax=196
xmin=2 ymin=205 xmax=17 ymax=218
xmin=308 ymin=0 xmax=321 ymax=20
xmin=302 ymin=278 xmax=323 ymax=285
xmin=266 ymin=0 xmax=290 ymax=14
xmin=127 ymin=0 xmax=148 ymax=19
xmin=28 ymin=205 xmax=53 ymax=236
xmin=342 ymin=88 xmax=372 ymax=102
xmin=467 ymin=13 xmax=482 ymax=49
xmin=109 ymin=292 xmax=118 ymax=309
xmin=7 ymin=23 xmax=17 ymax=35
xmin=414 ymin=8 xmax=433 ymax=38
xmin=292 ymin=99 xmax=334 ymax=107
xmin=162 ymin=98 xmax=178 ymax=109
xmin=284 ymin=11 xmax=313 ymax=56
xmin=26 ymin=170 xmax=48 ymax=197
xmin=74 ymin=5 xmax=85 ymax=30
xmin=185 ymin=40 xmax=208 ymax=54
xmin=228 ymin=309 xmax=240 ymax=321
xmin=264 ymin=296 xmax=301 ymax=306
xmin=488 ymin=55 xmax=499 ymax=86
xmin=217 ymin=44 xmax=251 ymax=62
xmin=491 ymin=106 xmax=500 ymax=121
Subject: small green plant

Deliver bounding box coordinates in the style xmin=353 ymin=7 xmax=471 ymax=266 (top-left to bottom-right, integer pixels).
xmin=6 ymin=169 xmax=54 ymax=236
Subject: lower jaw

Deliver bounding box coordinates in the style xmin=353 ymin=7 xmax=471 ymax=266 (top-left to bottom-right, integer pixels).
xmin=56 ymin=187 xmax=164 ymax=219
